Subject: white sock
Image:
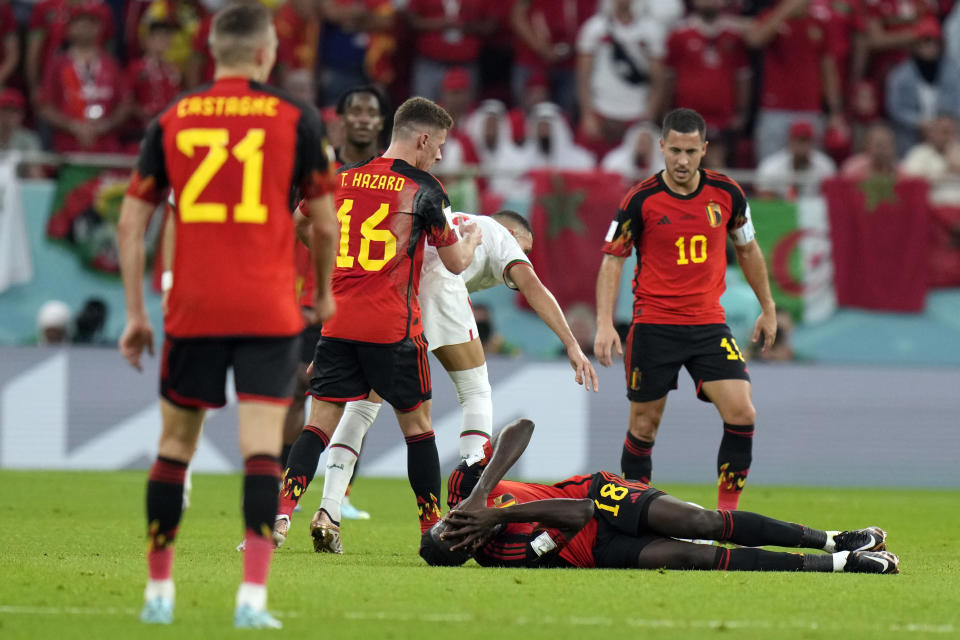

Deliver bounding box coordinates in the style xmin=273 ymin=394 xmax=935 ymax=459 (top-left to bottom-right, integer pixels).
xmin=448 ymin=364 xmax=492 ymax=466
xmin=824 ymin=531 xmax=839 ymax=552
xmin=832 ymin=551 xmax=850 ymax=572
xmin=145 ymin=579 xmax=174 ymax=603
xmin=236 ymin=582 xmax=267 ymax=611
xmin=319 ymin=400 xmax=380 ymax=522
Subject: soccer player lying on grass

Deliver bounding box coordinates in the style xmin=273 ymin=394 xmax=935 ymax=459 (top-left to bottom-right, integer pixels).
xmin=420 ymin=419 xmax=900 ymax=574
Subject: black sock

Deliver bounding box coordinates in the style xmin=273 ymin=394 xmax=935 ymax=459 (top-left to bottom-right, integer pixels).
xmin=405 ymin=430 xmax=441 ymax=530
xmin=621 ymin=432 xmax=653 ymax=483
xmin=280 ymin=444 xmax=292 ymax=469
xmin=244 ymin=455 xmax=281 ymax=537
xmin=718 ymin=510 xmax=827 ymax=549
xmin=802 ymin=554 xmax=836 ymax=572
xmin=717 ymin=422 xmax=753 ymax=508
xmin=280 ymin=426 xmax=329 ymax=510
xmin=713 ymin=546 xmax=804 ymax=571
xmin=146 ymin=456 xmax=188 ymax=549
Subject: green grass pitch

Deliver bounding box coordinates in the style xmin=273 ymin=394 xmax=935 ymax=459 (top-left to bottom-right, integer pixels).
xmin=0 ymin=470 xmax=956 ymax=639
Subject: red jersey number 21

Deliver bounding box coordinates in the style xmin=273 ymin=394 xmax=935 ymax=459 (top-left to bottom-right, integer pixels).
xmin=337 ymin=199 xmax=397 ymax=271
xmin=176 ymin=128 xmax=267 ymax=224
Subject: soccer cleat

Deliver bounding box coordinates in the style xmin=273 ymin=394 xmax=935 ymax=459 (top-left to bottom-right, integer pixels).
xmin=272 ymin=515 xmax=290 ymax=548
xmin=310 ymin=508 xmax=342 ymax=554
xmin=340 ymin=496 xmax=371 ymax=520
xmin=844 ymin=550 xmax=900 ymax=574
xmin=234 ymin=604 xmax=282 ymax=629
xmin=139 ymin=597 xmax=173 ymax=625
xmin=446 ymin=461 xmax=483 ymax=509
xmin=833 ymin=527 xmax=887 ymax=552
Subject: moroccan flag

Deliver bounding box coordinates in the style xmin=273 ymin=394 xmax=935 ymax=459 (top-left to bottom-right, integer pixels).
xmin=822 ymin=176 xmax=931 ymax=312
xmin=929 ymin=205 xmax=960 ymax=288
xmin=523 ymin=170 xmax=626 ymax=311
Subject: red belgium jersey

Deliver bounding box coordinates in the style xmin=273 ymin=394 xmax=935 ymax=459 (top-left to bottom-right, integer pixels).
xmin=476 ymin=476 xmax=597 ymax=569
xmin=321 ymin=156 xmax=458 ymax=344
xmin=127 ymin=76 xmax=335 ymax=338
xmin=602 ymin=169 xmax=750 ymax=325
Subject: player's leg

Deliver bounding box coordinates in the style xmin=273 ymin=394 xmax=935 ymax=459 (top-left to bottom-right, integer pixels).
xmin=366 ymin=336 xmax=442 ymax=535
xmin=280 ymin=361 xmax=309 ymax=468
xmin=432 ymin=338 xmax=492 ymax=508
xmin=687 ymin=325 xmax=754 ymax=510
xmin=278 ymin=337 xmax=366 ymax=524
xmin=317 ymin=391 xmax=383 ymax=526
xmin=621 ymin=324 xmax=681 ymax=483
xmin=143 ymin=337 xmax=227 ymax=624
xmin=231 ymin=336 xmax=299 ymax=628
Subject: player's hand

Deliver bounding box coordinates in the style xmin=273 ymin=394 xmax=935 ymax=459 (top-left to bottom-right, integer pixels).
xmin=458 ymin=220 xmax=483 ymax=250
xmin=593 ymin=324 xmax=622 ymax=367
xmin=567 ymin=344 xmax=599 ymax=392
xmin=752 ymin=307 xmax=777 ymax=352
xmin=441 ymin=508 xmax=502 ymax=552
xmin=313 ymin=292 xmax=336 ymax=323
xmin=119 ymin=316 xmax=154 ymax=372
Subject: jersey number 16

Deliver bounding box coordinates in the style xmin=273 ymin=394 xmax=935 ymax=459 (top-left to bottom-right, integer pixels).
xmin=337 ymin=199 xmax=398 ymax=272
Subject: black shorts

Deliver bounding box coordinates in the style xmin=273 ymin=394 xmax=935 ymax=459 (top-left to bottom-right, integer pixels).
xmin=161 ymin=335 xmax=299 ymax=409
xmin=588 ymin=471 xmax=666 ymax=569
xmin=309 ymin=334 xmax=431 ymax=412
xmin=299 ymin=322 xmax=324 ymax=365
xmin=624 ymin=323 xmax=750 ymax=403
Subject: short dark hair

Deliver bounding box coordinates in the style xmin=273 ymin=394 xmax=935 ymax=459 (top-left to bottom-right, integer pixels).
xmin=393 ymin=97 xmax=453 ymax=136
xmin=419 ymin=523 xmax=470 ymax=567
xmin=210 ymin=0 xmax=272 ymax=66
xmin=661 ymin=108 xmax=706 ymax=141
xmin=336 ymin=85 xmax=389 ymax=117
xmin=492 ymin=210 xmax=533 ymax=238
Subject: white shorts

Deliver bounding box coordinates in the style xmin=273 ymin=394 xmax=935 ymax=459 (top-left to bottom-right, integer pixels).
xmin=420 ymin=247 xmax=478 ymax=350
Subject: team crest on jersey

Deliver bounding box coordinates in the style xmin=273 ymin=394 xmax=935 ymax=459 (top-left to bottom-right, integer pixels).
xmin=630 ymin=368 xmax=642 ymax=391
xmin=705 ymin=202 xmax=723 ymax=228
xmin=494 ymin=494 xmax=516 ymax=508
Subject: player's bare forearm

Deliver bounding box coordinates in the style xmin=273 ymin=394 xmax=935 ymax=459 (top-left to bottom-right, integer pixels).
xmin=735 ymin=241 xmax=775 ymax=312
xmin=457 ymin=419 xmax=535 ymax=510
xmin=511 ymin=264 xmax=576 ymax=350
xmin=595 ymin=254 xmax=624 ymax=328
xmin=117 ymin=196 xmax=155 ymax=319
xmin=306 ymin=195 xmax=337 ymax=292
xmin=293 ymin=205 xmax=312 ymax=249
xmin=161 ymin=210 xmax=175 ymax=272
xmin=446 ymin=499 xmax=594 ymax=540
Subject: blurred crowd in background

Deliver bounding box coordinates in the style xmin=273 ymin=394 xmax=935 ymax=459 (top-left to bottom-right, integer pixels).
xmin=3 ymin=0 xmax=960 ymax=361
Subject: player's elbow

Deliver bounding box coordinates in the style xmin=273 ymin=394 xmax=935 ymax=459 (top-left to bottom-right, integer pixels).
xmin=573 ymin=499 xmax=595 ymax=529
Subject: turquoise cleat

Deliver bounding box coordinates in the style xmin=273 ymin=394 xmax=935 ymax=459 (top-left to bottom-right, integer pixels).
xmin=234 ymin=605 xmax=283 ymax=629
xmin=139 ymin=597 xmax=173 ymax=624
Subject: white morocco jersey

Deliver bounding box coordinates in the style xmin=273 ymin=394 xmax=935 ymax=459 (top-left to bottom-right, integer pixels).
xmin=420 ymin=212 xmax=530 ymax=349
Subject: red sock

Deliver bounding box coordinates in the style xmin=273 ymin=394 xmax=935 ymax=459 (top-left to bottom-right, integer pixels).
xmin=717 ymin=468 xmax=749 ymax=510
xmin=148 ymin=546 xmax=174 ymax=581
xmin=242 ymin=528 xmax=274 ymax=586
xmin=277 ymin=492 xmax=298 ymax=518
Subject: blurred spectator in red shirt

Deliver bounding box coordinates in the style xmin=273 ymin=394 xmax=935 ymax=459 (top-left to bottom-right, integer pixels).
xmin=407 ymin=0 xmax=495 ymax=101
xmin=26 ymin=0 xmax=115 ymax=96
xmin=885 ymin=18 xmax=960 ymax=154
xmin=813 ymin=0 xmax=865 ymax=95
xmin=862 ymin=0 xmax=939 ymax=92
xmin=318 ymin=0 xmax=395 ymax=106
xmin=743 ymin=0 xmax=844 ymax=162
xmin=0 ymin=1 xmax=19 ymax=89
xmin=510 ymin=0 xmax=597 ymax=116
xmin=437 ymin=66 xmax=475 ymax=127
xmin=756 ymin=120 xmax=837 ymax=200
xmin=507 ymin=70 xmax=550 ymax=145
xmin=840 ymin=120 xmax=900 ymax=179
xmin=36 ymin=6 xmax=130 ymax=153
xmin=665 ymin=0 xmax=750 ymax=163
xmin=129 ymin=1 xmax=208 ymax=75
xmin=273 ymin=0 xmax=320 ymax=86
xmin=600 ymin=122 xmax=664 ymax=183
xmin=126 ymin=18 xmax=181 ymax=132
xmin=576 ymin=0 xmax=666 ymax=154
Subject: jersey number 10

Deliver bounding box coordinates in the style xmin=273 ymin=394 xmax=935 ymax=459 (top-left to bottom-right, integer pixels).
xmin=176 ymin=128 xmax=267 ymax=224
xmin=675 ymin=235 xmax=707 ymax=265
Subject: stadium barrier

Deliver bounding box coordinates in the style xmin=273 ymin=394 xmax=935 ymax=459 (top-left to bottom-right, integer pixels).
xmin=0 ymin=346 xmax=957 ymax=487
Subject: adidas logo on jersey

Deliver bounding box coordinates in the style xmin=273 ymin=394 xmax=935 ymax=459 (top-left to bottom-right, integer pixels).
xmin=681 ymin=213 xmax=697 ymax=221
xmin=657 ymin=216 xmax=671 ymax=225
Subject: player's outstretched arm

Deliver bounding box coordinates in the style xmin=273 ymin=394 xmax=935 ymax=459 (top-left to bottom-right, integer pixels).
xmin=306 ymin=194 xmax=339 ymax=322
xmin=594 ymin=254 xmax=625 ymax=367
xmin=436 ymin=220 xmax=483 ymax=274
xmin=293 ymin=203 xmax=312 ymax=249
xmin=117 ymin=195 xmax=156 ymax=371
xmin=452 ymin=418 xmax=534 ymax=514
xmin=734 ymin=240 xmax=777 ymax=351
xmin=508 ymin=263 xmax=598 ymax=391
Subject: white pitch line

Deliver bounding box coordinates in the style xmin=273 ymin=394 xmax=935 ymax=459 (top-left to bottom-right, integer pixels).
xmin=0 ymin=605 xmax=954 ymax=634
